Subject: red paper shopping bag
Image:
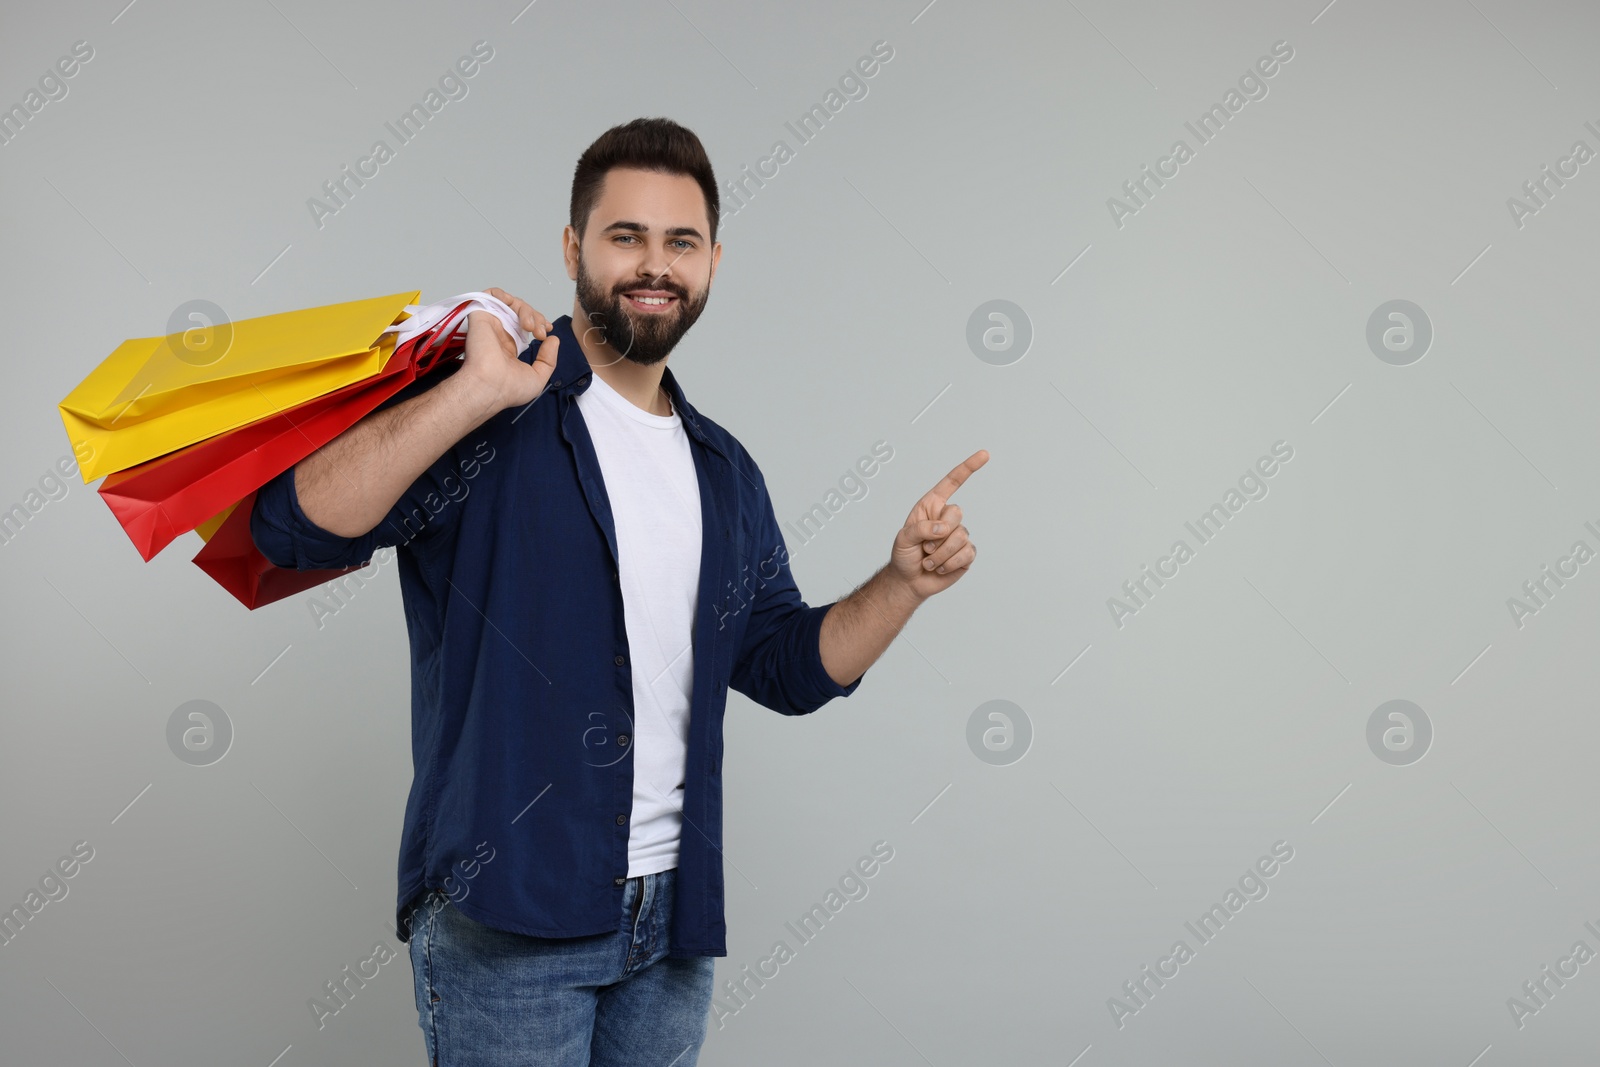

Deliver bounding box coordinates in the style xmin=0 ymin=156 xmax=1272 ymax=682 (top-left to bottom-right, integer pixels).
xmin=191 ymin=490 xmax=369 ymax=609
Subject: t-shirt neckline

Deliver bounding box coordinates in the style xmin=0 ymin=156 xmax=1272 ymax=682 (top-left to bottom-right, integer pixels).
xmin=586 ymin=370 xmax=679 ymax=427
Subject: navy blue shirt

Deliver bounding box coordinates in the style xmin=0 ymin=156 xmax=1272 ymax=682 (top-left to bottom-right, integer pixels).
xmin=250 ymin=313 xmax=864 ymax=957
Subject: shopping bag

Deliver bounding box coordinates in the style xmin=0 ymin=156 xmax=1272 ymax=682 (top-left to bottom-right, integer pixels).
xmin=97 ymin=299 xmax=472 ymax=561
xmin=191 ymin=489 xmax=369 ymax=609
xmin=194 ymin=502 xmax=232 ymax=541
xmin=61 ymin=290 xmax=420 ymax=482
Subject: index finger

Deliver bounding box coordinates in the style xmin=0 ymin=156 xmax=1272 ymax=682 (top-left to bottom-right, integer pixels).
xmin=483 ymin=287 xmax=549 ymax=338
xmin=924 ymin=449 xmax=990 ymax=503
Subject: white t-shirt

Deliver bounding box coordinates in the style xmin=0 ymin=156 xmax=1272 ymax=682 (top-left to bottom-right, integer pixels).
xmin=575 ymin=370 xmax=701 ymax=877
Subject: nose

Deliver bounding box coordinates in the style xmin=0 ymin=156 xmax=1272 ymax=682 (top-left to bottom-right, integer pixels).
xmin=640 ymin=239 xmax=689 ymax=288
xmin=639 ymin=259 xmax=673 ymax=288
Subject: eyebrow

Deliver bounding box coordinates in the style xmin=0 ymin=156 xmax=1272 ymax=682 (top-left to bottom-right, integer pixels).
xmin=600 ymin=220 xmax=705 ymax=241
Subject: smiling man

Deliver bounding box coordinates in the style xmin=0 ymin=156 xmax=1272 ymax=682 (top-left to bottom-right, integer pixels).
xmin=251 ymin=117 xmax=985 ymax=1066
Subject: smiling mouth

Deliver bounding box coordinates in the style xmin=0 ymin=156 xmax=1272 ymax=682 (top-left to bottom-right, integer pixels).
xmin=622 ymin=292 xmax=678 ymax=313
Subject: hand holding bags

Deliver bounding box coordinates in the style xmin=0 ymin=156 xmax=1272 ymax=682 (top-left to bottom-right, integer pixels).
xmin=60 ymin=290 xmax=529 ymax=608
xmin=182 ymin=298 xmax=492 ymax=609
xmin=95 ymin=302 xmax=470 ymax=562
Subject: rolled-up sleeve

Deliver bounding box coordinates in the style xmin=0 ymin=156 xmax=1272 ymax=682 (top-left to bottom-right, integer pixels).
xmin=250 ymin=366 xmax=474 ymax=571
xmin=728 ymin=464 xmax=865 ymax=716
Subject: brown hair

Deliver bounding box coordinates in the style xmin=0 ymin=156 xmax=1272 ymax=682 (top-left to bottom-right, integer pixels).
xmin=570 ymin=117 xmax=721 ymax=246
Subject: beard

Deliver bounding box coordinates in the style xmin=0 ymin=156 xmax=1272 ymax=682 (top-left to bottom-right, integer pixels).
xmin=574 ymin=254 xmax=710 ymax=367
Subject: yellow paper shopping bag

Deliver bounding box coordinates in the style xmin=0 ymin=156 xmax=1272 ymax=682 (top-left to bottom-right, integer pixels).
xmin=61 ymin=290 xmax=420 ymax=482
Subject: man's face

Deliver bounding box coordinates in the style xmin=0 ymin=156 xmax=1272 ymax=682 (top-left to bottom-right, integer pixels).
xmin=565 ymin=167 xmax=720 ymax=367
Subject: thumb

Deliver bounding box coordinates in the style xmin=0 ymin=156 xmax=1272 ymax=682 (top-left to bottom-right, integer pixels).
xmin=525 ymin=332 xmax=559 ymax=380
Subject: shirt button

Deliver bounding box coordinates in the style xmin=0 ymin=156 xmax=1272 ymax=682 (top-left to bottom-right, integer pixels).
xmin=617 ymin=734 xmax=630 ymax=746
xmin=551 ymin=379 xmax=562 ymax=387
xmin=614 ymin=876 xmax=626 ymax=886
xmin=616 ymin=813 xmax=627 ymax=825
xmin=614 ymin=655 xmax=626 ymax=666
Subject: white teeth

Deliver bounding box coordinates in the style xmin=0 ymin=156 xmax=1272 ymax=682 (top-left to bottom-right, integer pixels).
xmin=630 ymin=295 xmax=670 ymax=305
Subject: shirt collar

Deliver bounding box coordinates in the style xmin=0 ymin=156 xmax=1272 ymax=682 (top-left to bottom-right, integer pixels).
xmin=542 ymin=313 xmax=727 ymax=461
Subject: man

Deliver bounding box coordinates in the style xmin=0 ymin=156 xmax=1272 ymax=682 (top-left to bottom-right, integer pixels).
xmin=251 ymin=116 xmax=985 ymax=1066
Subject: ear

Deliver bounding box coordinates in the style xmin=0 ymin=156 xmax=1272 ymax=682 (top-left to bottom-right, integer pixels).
xmin=562 ymin=225 xmax=580 ymax=281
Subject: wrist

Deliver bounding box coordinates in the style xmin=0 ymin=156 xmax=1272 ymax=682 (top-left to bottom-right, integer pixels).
xmin=447 ymin=365 xmax=508 ymax=423
xmin=882 ymin=566 xmax=925 ymax=615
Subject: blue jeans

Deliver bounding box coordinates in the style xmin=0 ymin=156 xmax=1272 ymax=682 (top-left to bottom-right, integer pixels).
xmin=407 ymin=868 xmax=716 ymax=1066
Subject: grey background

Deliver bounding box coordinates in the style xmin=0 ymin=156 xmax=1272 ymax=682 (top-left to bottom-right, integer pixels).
xmin=3 ymin=0 xmax=1598 ymax=1063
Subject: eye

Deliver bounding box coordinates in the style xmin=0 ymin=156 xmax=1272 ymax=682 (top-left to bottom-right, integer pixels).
xmin=612 ymin=234 xmax=694 ymax=250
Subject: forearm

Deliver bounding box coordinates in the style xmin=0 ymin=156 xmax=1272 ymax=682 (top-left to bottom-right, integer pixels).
xmin=819 ymin=563 xmax=922 ymax=688
xmin=296 ymin=370 xmax=503 ymax=537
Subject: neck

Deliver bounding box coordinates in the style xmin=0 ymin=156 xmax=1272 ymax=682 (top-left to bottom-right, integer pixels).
xmin=571 ymin=299 xmax=671 ymax=416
